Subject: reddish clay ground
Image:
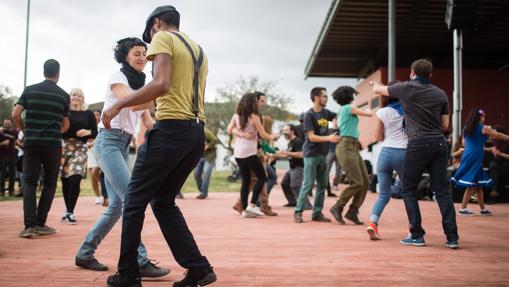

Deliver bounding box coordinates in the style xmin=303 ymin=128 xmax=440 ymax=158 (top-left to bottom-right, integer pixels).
xmin=0 ymin=187 xmax=508 ymax=287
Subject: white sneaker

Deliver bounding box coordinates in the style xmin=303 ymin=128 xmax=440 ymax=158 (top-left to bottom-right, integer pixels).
xmin=241 ymin=211 xmax=256 ymax=218
xmin=95 ymin=197 xmax=102 ymax=204
xmin=246 ymin=206 xmax=264 ymax=217
xmin=65 ymin=213 xmax=77 ymax=225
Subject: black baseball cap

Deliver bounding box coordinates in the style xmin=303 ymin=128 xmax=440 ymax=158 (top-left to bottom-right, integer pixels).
xmin=142 ymin=5 xmax=179 ymax=43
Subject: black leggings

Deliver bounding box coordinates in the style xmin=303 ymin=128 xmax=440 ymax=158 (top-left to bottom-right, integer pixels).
xmin=236 ymin=155 xmax=267 ymax=210
xmin=100 ymin=171 xmax=108 ymax=199
xmin=61 ymin=174 xmax=82 ymax=213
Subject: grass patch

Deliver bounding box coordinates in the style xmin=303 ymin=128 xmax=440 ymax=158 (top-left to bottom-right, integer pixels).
xmin=0 ymin=171 xmax=240 ymax=202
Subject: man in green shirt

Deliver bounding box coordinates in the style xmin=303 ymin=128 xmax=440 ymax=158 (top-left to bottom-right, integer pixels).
xmin=194 ymin=127 xmax=218 ymax=199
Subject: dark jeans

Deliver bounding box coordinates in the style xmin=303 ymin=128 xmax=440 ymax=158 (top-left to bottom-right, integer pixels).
xmin=402 ymin=137 xmax=458 ymax=242
xmin=235 ymin=155 xmax=267 ymax=210
xmin=22 ymin=146 xmax=61 ymax=228
xmin=118 ymin=120 xmax=210 ymax=278
xmin=61 ymin=174 xmax=82 ymax=213
xmin=0 ymin=155 xmax=17 ymax=195
xmin=266 ymin=164 xmax=277 ymax=194
xmin=281 ymin=170 xmax=295 ymax=204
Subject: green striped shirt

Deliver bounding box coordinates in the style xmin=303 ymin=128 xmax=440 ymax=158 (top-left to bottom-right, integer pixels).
xmin=17 ymin=80 xmax=70 ymax=147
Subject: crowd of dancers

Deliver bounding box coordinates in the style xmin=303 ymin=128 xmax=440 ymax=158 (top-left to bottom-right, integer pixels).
xmin=3 ymin=4 xmax=509 ymax=287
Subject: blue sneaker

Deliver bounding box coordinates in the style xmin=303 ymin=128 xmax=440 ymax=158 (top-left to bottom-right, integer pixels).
xmin=400 ymin=236 xmax=426 ymax=247
xmin=446 ymin=240 xmax=459 ymax=249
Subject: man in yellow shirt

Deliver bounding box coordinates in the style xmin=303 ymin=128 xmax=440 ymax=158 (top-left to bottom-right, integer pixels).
xmin=103 ymin=5 xmax=216 ymax=287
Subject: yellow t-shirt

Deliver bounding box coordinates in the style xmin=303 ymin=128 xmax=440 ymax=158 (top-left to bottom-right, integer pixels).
xmin=146 ymin=31 xmax=208 ymax=122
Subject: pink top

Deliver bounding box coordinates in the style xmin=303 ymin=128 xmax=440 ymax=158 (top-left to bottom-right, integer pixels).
xmin=232 ymin=114 xmax=258 ymax=158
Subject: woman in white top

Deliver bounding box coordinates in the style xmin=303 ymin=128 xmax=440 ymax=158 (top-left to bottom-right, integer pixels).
xmin=366 ymin=95 xmax=408 ymax=240
xmin=75 ymin=38 xmax=169 ymax=277
xmin=227 ymin=93 xmax=278 ymax=218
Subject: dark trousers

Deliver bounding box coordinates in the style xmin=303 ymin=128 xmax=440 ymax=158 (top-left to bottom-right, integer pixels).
xmin=100 ymin=171 xmax=108 ymax=199
xmin=281 ymin=170 xmax=295 ymax=204
xmin=118 ymin=120 xmax=210 ymax=277
xmin=0 ymin=155 xmax=17 ymax=195
xmin=61 ymin=174 xmax=82 ymax=213
xmin=235 ymin=155 xmax=267 ymax=210
xmin=22 ymin=146 xmax=61 ymax=228
xmin=402 ymin=137 xmax=458 ymax=242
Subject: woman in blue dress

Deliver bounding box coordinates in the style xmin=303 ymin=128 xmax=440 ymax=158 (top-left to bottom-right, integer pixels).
xmin=451 ymin=108 xmax=509 ymax=216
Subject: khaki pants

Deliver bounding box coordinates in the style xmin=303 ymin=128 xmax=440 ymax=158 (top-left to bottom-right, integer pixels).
xmin=335 ymin=138 xmax=369 ymax=209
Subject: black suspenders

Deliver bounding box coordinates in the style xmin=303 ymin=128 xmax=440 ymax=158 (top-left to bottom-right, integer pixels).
xmin=170 ymin=32 xmax=204 ymax=123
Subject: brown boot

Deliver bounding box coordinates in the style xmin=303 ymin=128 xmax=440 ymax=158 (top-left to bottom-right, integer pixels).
xmin=261 ymin=206 xmax=278 ymax=216
xmin=232 ymin=200 xmax=242 ymax=214
xmin=329 ymin=202 xmax=345 ymax=225
xmin=345 ymin=206 xmax=364 ymax=225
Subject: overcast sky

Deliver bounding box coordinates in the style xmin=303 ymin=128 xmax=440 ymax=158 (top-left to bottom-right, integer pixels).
xmin=0 ymin=0 xmax=357 ymax=113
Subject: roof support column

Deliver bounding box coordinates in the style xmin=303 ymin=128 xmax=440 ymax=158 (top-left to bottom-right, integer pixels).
xmin=388 ymin=0 xmax=396 ymax=82
xmin=452 ymin=29 xmax=463 ymax=143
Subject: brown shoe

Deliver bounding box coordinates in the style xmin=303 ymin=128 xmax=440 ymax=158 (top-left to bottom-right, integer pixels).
xmin=232 ymin=200 xmax=242 ymax=214
xmin=329 ymin=203 xmax=345 ymax=225
xmin=294 ymin=212 xmax=303 ymax=223
xmin=345 ymin=206 xmax=364 ymax=225
xmin=312 ymin=213 xmax=331 ymax=222
xmin=261 ymin=206 xmax=278 ymax=216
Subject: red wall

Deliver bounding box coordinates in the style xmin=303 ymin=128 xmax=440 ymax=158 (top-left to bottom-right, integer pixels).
xmin=354 ymin=67 xmax=509 ymax=147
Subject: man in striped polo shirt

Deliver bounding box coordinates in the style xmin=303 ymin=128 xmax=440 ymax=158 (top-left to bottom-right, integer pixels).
xmin=12 ymin=59 xmax=70 ymax=239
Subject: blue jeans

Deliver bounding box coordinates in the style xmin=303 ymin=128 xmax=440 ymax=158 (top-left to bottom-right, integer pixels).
xmin=369 ymin=147 xmax=406 ymax=223
xmin=76 ymin=129 xmax=149 ymax=267
xmin=266 ymin=164 xmax=277 ymax=194
xmin=194 ymin=157 xmax=215 ymax=197
xmin=295 ymin=156 xmax=327 ymax=217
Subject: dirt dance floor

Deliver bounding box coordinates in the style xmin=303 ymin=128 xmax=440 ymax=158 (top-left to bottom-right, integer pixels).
xmin=1 ymin=185 xmax=508 ymax=287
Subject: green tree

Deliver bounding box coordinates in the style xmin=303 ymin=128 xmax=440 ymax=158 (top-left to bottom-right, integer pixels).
xmin=205 ymin=76 xmax=296 ymax=138
xmin=0 ymin=85 xmax=17 ymax=121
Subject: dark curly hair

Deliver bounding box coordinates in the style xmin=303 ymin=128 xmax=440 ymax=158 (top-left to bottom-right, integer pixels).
xmin=236 ymin=93 xmax=259 ymax=130
xmin=332 ymin=86 xmax=358 ymax=106
xmin=113 ymin=37 xmax=147 ymax=64
xmin=463 ymin=108 xmax=484 ymax=136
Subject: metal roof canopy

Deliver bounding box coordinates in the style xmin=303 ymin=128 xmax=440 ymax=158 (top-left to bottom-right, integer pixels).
xmin=305 ymin=0 xmax=509 ymax=79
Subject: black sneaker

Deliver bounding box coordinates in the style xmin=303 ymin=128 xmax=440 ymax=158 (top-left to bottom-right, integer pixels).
xmin=139 ymin=260 xmax=170 ymax=278
xmin=75 ymin=257 xmax=108 ymax=271
xmin=173 ymin=267 xmax=217 ymax=287
xmin=283 ymin=203 xmax=296 ymax=207
xmin=62 ymin=212 xmax=77 ymax=224
xmin=480 ymin=209 xmax=493 ymax=216
xmin=446 ymin=240 xmax=460 ymax=249
xmin=107 ymin=272 xmax=141 ymax=287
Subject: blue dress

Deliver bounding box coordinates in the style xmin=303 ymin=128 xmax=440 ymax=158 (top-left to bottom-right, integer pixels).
xmin=451 ymin=123 xmax=493 ymax=188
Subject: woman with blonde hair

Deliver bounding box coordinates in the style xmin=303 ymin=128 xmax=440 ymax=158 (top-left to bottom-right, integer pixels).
xmin=60 ymin=88 xmax=98 ymax=224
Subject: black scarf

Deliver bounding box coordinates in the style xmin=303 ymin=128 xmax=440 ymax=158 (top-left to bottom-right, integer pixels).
xmin=120 ymin=63 xmax=146 ymax=90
